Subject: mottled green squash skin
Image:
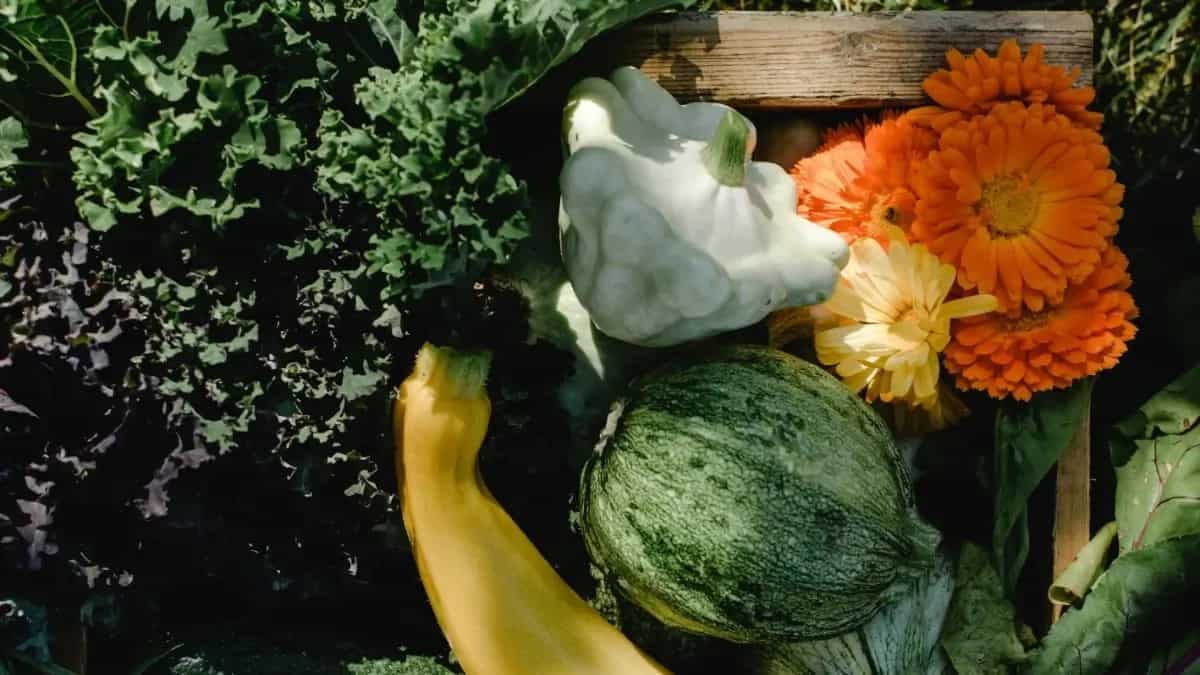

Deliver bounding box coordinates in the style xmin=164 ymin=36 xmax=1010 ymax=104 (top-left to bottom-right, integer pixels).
xmin=578 ymin=344 xmax=941 ymax=644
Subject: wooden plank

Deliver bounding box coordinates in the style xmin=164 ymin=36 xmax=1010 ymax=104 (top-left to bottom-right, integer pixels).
xmin=1050 ymin=395 xmax=1091 ymax=624
xmin=587 ymin=11 xmax=1093 ymax=109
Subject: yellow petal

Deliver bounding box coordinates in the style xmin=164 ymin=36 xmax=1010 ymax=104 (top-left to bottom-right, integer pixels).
xmin=886 ymin=320 xmax=928 ymax=351
xmin=887 ymin=238 xmax=918 ymax=298
xmin=851 ymin=239 xmax=906 ymax=310
xmin=938 ymin=293 xmax=999 ymax=320
xmin=889 ymin=363 xmax=916 ymax=400
xmin=835 ymin=359 xmax=869 ymax=377
xmin=913 ymin=349 xmax=939 ymax=400
xmin=834 ymin=324 xmax=906 ymax=356
xmin=825 ymin=282 xmax=894 ymax=324
xmin=926 ymin=262 xmax=957 ymax=311
xmin=842 ymin=369 xmax=877 ymax=395
xmin=884 ymin=340 xmax=930 ymax=371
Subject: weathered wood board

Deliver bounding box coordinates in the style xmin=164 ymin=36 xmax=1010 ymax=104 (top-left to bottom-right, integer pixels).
xmin=585 ymin=10 xmax=1094 ymax=109
xmin=1051 ymin=401 xmax=1092 ymax=624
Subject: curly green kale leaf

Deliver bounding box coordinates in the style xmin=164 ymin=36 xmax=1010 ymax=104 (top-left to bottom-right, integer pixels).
xmin=316 ymin=0 xmax=697 ymax=304
xmin=70 ymin=0 xmax=322 ymax=231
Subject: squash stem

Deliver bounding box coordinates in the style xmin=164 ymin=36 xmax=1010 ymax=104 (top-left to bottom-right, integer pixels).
xmin=701 ymin=110 xmax=749 ymax=187
xmin=412 ymin=342 xmax=492 ymax=399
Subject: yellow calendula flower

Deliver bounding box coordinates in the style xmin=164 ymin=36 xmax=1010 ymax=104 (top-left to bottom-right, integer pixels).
xmin=813 ymin=226 xmax=998 ymax=431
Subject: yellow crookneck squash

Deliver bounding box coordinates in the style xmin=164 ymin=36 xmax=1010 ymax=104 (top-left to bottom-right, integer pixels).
xmin=393 ymin=342 xmax=671 ymax=675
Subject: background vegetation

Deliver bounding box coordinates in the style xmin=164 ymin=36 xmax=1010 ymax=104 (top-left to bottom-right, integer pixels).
xmin=1 ymin=0 xmax=1196 ymax=672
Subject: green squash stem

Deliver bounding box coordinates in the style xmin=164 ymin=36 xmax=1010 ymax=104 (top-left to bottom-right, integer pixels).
xmin=701 ymin=110 xmax=749 ymax=187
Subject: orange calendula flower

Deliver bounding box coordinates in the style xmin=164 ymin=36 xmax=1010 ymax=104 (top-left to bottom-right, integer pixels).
xmin=792 ymin=113 xmax=936 ymax=246
xmin=910 ymin=101 xmax=1124 ymax=312
xmin=791 ymin=120 xmax=870 ymax=239
xmin=922 ymin=39 xmax=1103 ymax=129
xmin=943 ymin=246 xmax=1138 ymax=401
xmin=861 ymin=114 xmax=938 ymax=235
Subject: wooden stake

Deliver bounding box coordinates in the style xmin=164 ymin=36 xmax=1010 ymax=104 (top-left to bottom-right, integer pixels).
xmin=1050 ymin=392 xmax=1091 ymax=624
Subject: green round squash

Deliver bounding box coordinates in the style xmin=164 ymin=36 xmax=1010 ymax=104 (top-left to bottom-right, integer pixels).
xmin=577 ymin=343 xmax=941 ymax=644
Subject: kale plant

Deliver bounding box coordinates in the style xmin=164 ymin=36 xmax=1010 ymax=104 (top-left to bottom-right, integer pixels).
xmin=1 ymin=0 xmax=693 ymax=667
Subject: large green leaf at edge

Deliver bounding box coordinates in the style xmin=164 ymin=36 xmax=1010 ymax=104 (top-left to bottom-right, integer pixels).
xmin=941 ymin=543 xmax=1026 ymax=675
xmin=992 ymin=378 xmax=1093 ymax=593
xmin=1112 ymin=623 xmax=1200 ymax=674
xmin=1113 ymin=364 xmax=1200 ymax=552
xmin=1025 ymin=533 xmax=1200 ymax=675
xmin=492 ymin=0 xmax=699 ymax=111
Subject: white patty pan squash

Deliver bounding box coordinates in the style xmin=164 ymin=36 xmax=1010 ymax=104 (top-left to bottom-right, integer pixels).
xmin=557 ymin=66 xmax=849 ymax=348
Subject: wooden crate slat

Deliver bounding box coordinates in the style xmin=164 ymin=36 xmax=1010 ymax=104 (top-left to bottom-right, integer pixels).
xmin=1051 ymin=398 xmax=1092 ymax=624
xmin=589 ymin=11 xmax=1093 ymax=109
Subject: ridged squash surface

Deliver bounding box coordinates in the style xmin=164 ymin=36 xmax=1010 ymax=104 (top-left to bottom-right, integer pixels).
xmin=579 ymin=344 xmax=940 ymax=643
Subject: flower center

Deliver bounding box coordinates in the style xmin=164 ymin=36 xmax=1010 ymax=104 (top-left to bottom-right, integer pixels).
xmin=1003 ymin=309 xmax=1052 ymax=332
xmin=896 ymin=306 xmax=923 ymax=323
xmin=868 ymin=192 xmax=913 ymax=235
xmin=893 ymin=304 xmax=934 ymax=338
xmin=980 ymin=174 xmax=1038 ymax=237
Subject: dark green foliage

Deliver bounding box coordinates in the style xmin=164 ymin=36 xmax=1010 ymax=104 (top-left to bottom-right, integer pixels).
xmin=70 ymin=0 xmax=321 ymax=231
xmin=1 ymin=0 xmax=692 ymax=668
xmin=1027 ymin=534 xmax=1200 ymax=674
xmin=1 ymin=0 xmax=1197 ymax=670
xmin=1090 ymin=0 xmax=1200 ymax=191
xmin=708 ymin=0 xmax=963 ymax=8
xmin=991 ymin=379 xmax=1093 ymax=594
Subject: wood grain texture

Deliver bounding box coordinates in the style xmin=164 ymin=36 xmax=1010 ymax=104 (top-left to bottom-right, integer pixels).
xmin=586 ymin=11 xmax=1093 ymax=109
xmin=1050 ymin=397 xmax=1091 ymax=624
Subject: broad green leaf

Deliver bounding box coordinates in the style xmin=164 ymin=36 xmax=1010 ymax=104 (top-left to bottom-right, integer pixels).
xmin=492 ymin=0 xmax=697 ymax=111
xmin=0 ymin=0 xmax=102 ymax=117
xmin=942 ymin=543 xmax=1026 ymax=675
xmin=1049 ymin=521 xmax=1118 ymax=606
xmin=1115 ymin=428 xmax=1200 ymax=552
xmin=362 ymin=0 xmax=415 ymax=65
xmin=1026 ymin=533 xmax=1200 ymax=675
xmin=1113 ymin=364 xmax=1200 ymax=444
xmin=752 ymin=549 xmax=955 ymax=675
xmin=1112 ymin=623 xmax=1200 ymax=675
xmin=993 ymin=378 xmax=1092 ymax=593
xmin=1114 ymin=364 xmax=1200 ymax=552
